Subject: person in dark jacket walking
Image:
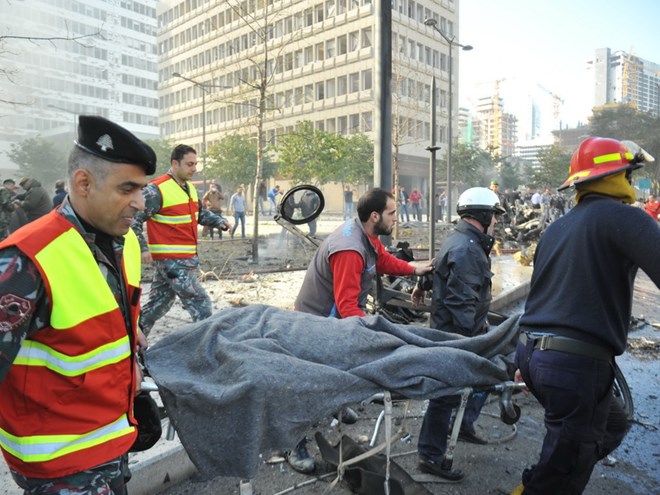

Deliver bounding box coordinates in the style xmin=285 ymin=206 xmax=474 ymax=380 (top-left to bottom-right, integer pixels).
xmin=512 ymin=137 xmax=660 ymax=495
xmin=52 ymin=179 xmax=67 ymax=208
xmin=14 ymin=178 xmax=52 ymax=222
xmin=413 ymin=187 xmax=505 ymax=482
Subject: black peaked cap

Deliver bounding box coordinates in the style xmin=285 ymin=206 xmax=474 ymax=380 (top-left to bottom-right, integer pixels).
xmin=75 ymin=115 xmax=156 ymax=175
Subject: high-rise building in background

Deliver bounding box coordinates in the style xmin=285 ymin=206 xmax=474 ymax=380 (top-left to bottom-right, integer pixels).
xmin=589 ymin=47 xmax=660 ymax=116
xmin=470 ymin=95 xmax=517 ymax=158
xmin=156 ymin=0 xmax=466 ymax=192
xmin=0 ymin=0 xmax=159 ymax=165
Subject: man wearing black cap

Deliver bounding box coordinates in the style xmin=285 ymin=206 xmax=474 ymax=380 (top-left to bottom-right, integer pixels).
xmin=131 ymin=144 xmax=231 ymax=336
xmin=0 ymin=115 xmax=155 ymax=494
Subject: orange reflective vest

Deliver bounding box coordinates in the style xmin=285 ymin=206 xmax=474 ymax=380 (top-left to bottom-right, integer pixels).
xmin=146 ymin=174 xmax=200 ymax=259
xmin=0 ymin=211 xmax=140 ymax=478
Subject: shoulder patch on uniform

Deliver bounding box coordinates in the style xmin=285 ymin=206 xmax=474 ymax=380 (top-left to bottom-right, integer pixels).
xmin=0 ymin=294 xmax=33 ymax=333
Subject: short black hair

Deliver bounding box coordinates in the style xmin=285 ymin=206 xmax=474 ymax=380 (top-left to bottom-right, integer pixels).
xmin=357 ymin=188 xmax=394 ymax=222
xmin=3 ymin=179 xmax=15 ymax=185
xmin=171 ymin=144 xmax=197 ymax=162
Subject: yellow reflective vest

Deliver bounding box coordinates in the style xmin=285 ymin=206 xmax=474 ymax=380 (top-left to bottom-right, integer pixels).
xmin=0 ymin=211 xmax=140 ymax=478
xmin=146 ymin=174 xmax=200 ymax=259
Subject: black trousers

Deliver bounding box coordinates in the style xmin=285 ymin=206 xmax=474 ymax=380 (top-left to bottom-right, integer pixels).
xmin=515 ymin=339 xmax=626 ymax=495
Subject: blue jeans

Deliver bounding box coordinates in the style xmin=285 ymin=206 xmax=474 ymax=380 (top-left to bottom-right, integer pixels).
xmin=268 ymin=196 xmax=277 ymax=215
xmin=232 ymin=211 xmax=246 ymax=238
xmin=399 ymin=204 xmax=410 ymax=222
xmin=418 ymin=392 xmax=488 ymax=462
xmin=343 ymin=202 xmax=353 ymax=220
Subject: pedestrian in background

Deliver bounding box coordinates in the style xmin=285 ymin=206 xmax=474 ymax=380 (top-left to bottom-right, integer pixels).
xmin=0 ymin=115 xmax=155 ymax=495
xmin=409 ymin=187 xmax=423 ymax=221
xmin=202 ymin=182 xmax=225 ymax=239
xmin=14 ymin=177 xmax=51 ymax=222
xmin=643 ymin=194 xmax=660 ymax=220
xmin=52 ymin=179 xmax=67 ymax=208
xmin=398 ymin=186 xmax=410 ymax=223
xmin=267 ymin=184 xmax=282 ymax=215
xmin=343 ymin=185 xmax=354 ymax=219
xmin=230 ymin=186 xmax=247 ymax=239
xmin=513 ymin=137 xmax=660 ymax=495
xmin=258 ymin=179 xmax=267 ymax=215
xmin=131 ymin=144 xmax=231 ymax=336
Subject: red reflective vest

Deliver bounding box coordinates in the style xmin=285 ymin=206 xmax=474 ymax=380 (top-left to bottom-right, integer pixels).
xmin=0 ymin=211 xmax=140 ymax=478
xmin=146 ymin=174 xmax=200 ymax=259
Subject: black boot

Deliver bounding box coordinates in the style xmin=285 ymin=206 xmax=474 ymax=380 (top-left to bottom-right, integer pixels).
xmin=286 ymin=438 xmax=315 ymax=474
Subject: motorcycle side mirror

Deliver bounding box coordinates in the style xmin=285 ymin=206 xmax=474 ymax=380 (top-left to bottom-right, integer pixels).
xmin=278 ymin=185 xmax=325 ymax=225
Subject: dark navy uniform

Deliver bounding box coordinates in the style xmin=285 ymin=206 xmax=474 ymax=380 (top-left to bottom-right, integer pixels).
xmin=516 ymin=195 xmax=660 ymax=494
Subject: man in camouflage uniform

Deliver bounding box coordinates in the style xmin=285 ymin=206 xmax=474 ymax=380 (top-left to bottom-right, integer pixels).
xmin=0 ymin=180 xmax=14 ymax=240
xmin=0 ymin=115 xmax=155 ymax=494
xmin=131 ymin=144 xmax=231 ymax=336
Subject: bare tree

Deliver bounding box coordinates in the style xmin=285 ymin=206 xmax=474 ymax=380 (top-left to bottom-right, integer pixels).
xmin=208 ymin=0 xmax=302 ymax=264
xmin=0 ymin=28 xmax=104 ymax=105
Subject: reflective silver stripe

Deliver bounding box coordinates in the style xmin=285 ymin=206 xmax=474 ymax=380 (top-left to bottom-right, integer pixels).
xmin=14 ymin=338 xmax=131 ymax=376
xmin=147 ymin=244 xmax=197 ymax=254
xmin=151 ymin=213 xmax=192 ymax=225
xmin=0 ymin=415 xmax=133 ymax=462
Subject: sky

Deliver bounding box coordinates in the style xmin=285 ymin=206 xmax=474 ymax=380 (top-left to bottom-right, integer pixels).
xmin=457 ymin=0 xmax=660 ymax=128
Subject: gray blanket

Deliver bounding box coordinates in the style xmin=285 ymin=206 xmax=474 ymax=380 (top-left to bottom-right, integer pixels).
xmin=144 ymin=304 xmax=520 ymax=479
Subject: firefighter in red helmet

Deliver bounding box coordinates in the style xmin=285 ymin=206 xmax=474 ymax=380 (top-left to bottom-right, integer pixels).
xmin=511 ymin=137 xmax=660 ymax=495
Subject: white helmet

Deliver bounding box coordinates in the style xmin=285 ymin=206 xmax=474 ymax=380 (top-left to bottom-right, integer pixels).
xmin=456 ymin=187 xmax=505 ymax=215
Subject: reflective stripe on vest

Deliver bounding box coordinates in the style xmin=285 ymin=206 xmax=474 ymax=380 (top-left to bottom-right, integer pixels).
xmin=14 ymin=337 xmax=131 ymax=376
xmin=151 ymin=211 xmax=199 ymax=224
xmin=147 ymin=243 xmax=197 ymax=255
xmin=0 ymin=415 xmax=133 ymax=463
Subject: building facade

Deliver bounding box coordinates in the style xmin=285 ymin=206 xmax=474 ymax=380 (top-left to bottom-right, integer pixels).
xmin=588 ymin=47 xmax=660 ymax=116
xmin=0 ymin=0 xmax=159 ymax=163
xmin=157 ymin=0 xmax=464 ymax=193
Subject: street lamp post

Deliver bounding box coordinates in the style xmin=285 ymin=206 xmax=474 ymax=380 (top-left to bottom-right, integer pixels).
xmin=423 ymin=18 xmax=472 ymax=223
xmin=172 ymin=72 xmax=232 ymax=185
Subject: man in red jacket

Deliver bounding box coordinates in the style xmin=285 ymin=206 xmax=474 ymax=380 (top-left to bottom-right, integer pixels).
xmin=288 ymin=188 xmax=432 ymax=473
xmin=643 ymin=194 xmax=660 ymax=220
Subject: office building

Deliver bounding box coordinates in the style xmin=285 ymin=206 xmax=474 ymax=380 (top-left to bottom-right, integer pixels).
xmin=588 ymin=47 xmax=660 ymax=116
xmin=0 ymin=0 xmax=159 ymax=164
xmin=157 ymin=0 xmax=466 ymax=191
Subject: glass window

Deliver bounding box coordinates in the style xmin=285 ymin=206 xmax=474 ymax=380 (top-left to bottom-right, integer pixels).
xmin=362 ymin=111 xmax=372 ymax=131
xmin=326 ymin=118 xmax=336 ymax=132
xmin=349 ymin=31 xmax=359 ymax=51
xmin=349 ymin=72 xmax=360 ymax=92
xmin=362 ymin=69 xmax=372 ymax=90
xmin=315 ymin=42 xmax=324 ymax=61
xmin=337 ymin=116 xmax=348 ymax=135
xmin=326 ymin=39 xmax=335 ymax=58
xmin=316 ymin=82 xmax=324 ymax=100
xmin=337 ymin=75 xmax=347 ymax=95
xmin=361 ymin=27 xmax=372 ymax=48
xmin=337 ymin=35 xmax=347 ymax=55
xmin=349 ymin=113 xmax=360 ymax=133
xmin=326 ymin=78 xmax=335 ymax=97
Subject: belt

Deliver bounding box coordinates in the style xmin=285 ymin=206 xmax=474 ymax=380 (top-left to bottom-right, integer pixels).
xmin=519 ymin=332 xmax=612 ymax=361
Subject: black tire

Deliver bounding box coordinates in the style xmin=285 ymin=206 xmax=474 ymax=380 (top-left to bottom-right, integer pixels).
xmin=612 ymin=362 xmax=634 ymax=421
